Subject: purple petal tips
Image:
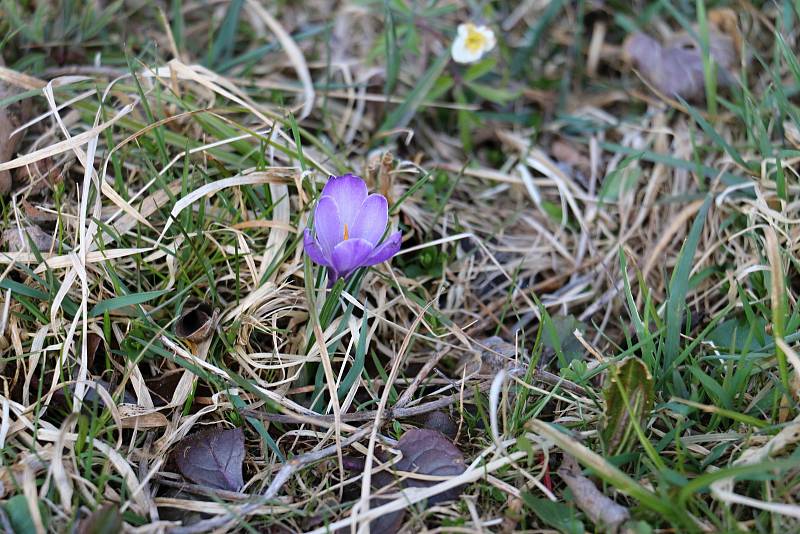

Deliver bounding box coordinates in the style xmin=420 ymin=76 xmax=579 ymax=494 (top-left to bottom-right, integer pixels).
xmin=304 ymin=175 xmax=401 ymax=283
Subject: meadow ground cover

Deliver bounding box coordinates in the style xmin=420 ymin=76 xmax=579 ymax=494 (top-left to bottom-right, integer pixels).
xmin=1 ymin=1 xmax=800 ymax=532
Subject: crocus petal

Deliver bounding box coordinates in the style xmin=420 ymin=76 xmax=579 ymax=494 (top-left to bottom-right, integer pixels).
xmin=303 ymin=228 xmax=330 ymax=267
xmin=364 ymin=231 xmax=402 ymax=266
xmin=330 ymin=238 xmax=374 ymax=279
xmin=314 ymin=195 xmax=342 ymax=256
xmin=349 ymin=194 xmax=388 ymax=245
xmin=321 ymin=175 xmax=367 ymax=226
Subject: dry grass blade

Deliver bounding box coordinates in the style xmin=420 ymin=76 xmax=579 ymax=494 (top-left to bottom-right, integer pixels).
xmin=2 ymin=2 xmax=799 ymax=532
xmin=244 ymin=0 xmax=315 ymax=119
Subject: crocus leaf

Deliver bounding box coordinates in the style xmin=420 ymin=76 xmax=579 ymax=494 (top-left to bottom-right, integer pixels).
xmin=601 ymin=357 xmax=654 ymax=456
xmin=174 ymin=427 xmax=245 ymax=491
xmin=394 ymin=428 xmax=466 ymax=504
xmin=78 ymin=504 xmax=123 ymax=534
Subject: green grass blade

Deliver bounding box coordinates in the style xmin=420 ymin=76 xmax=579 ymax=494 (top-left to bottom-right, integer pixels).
xmin=665 ymin=195 xmax=712 ymax=371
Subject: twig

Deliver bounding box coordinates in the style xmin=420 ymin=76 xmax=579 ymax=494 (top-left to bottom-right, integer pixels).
xmin=154 ymin=476 xmax=254 ymax=502
xmin=395 ymin=348 xmax=451 ymax=408
xmin=242 ymin=367 xmax=585 ymax=429
xmin=241 ymin=385 xmax=486 ymax=425
xmin=558 ymin=455 xmax=630 ymax=533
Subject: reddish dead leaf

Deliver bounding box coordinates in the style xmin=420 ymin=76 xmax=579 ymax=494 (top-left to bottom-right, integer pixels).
xmin=174 ymin=427 xmax=245 ymax=491
xmin=394 ymin=428 xmax=466 ymax=504
xmin=623 ymin=12 xmax=740 ymax=102
xmin=86 ymin=333 xmax=106 ymax=373
xmin=340 ymin=429 xmax=466 ymax=534
xmin=419 ymin=410 xmax=458 ymax=441
xmin=339 ymin=456 xmax=405 ymax=534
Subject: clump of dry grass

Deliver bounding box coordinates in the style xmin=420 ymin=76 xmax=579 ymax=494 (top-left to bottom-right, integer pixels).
xmin=2 ymin=1 xmax=800 ymax=533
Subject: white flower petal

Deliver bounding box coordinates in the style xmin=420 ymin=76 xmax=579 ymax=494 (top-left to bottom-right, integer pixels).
xmin=451 ymin=22 xmax=496 ymax=64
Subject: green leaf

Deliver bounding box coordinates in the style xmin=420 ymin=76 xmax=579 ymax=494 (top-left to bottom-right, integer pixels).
xmin=206 ymin=0 xmax=244 ymax=68
xmin=0 ymin=279 xmax=49 ymax=300
xmin=601 ymin=357 xmax=655 ymax=456
xmin=464 ymin=57 xmax=497 ymax=81
xmin=521 ymin=493 xmax=584 ymax=534
xmin=383 ymin=2 xmax=399 ymax=95
xmin=89 ymin=289 xmax=170 ymax=317
xmin=678 ymin=96 xmax=747 ymax=169
xmin=426 ymin=75 xmax=454 ymax=102
xmin=380 ymin=53 xmax=449 ymax=132
xmin=337 ymin=307 xmax=369 ymax=400
xmin=230 ymin=394 xmax=285 ymax=462
xmin=464 ymin=80 xmax=521 ymax=104
xmin=598 ymin=153 xmax=643 ymax=202
xmin=528 ymin=420 xmax=684 ymax=525
xmin=4 ymin=495 xmax=47 ymax=534
xmin=543 ymin=314 xmax=587 ymax=368
xmin=708 ymin=316 xmax=771 ymax=352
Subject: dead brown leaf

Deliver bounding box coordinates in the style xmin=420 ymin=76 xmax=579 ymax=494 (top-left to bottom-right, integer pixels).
xmin=0 ymin=58 xmax=32 ymax=195
xmin=551 ymin=139 xmax=591 ymax=176
xmin=173 ymin=427 xmax=245 ymax=491
xmin=175 ymin=300 xmax=217 ymax=344
xmin=118 ymin=404 xmax=169 ymax=429
xmin=15 ymin=158 xmax=62 ymax=195
xmin=1 ymin=224 xmax=53 ymax=253
xmin=623 ymin=10 xmax=741 ymax=101
xmin=418 ymin=410 xmax=458 ymax=441
xmin=394 ymin=428 xmax=466 ymax=504
xmin=21 ymin=199 xmax=58 ymax=224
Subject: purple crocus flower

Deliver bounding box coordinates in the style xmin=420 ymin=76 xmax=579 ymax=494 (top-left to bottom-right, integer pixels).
xmin=304 ymin=174 xmax=402 ymax=284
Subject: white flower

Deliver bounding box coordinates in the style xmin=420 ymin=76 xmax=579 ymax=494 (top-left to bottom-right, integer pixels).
xmin=451 ymin=23 xmax=496 ymax=64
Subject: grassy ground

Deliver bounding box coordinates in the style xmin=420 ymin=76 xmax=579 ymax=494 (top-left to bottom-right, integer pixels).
xmin=1 ymin=0 xmax=800 ymax=532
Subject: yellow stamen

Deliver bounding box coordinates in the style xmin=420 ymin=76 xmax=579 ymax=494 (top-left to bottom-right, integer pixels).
xmin=343 ymin=223 xmax=349 ymax=241
xmin=465 ymin=24 xmax=487 ymax=53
